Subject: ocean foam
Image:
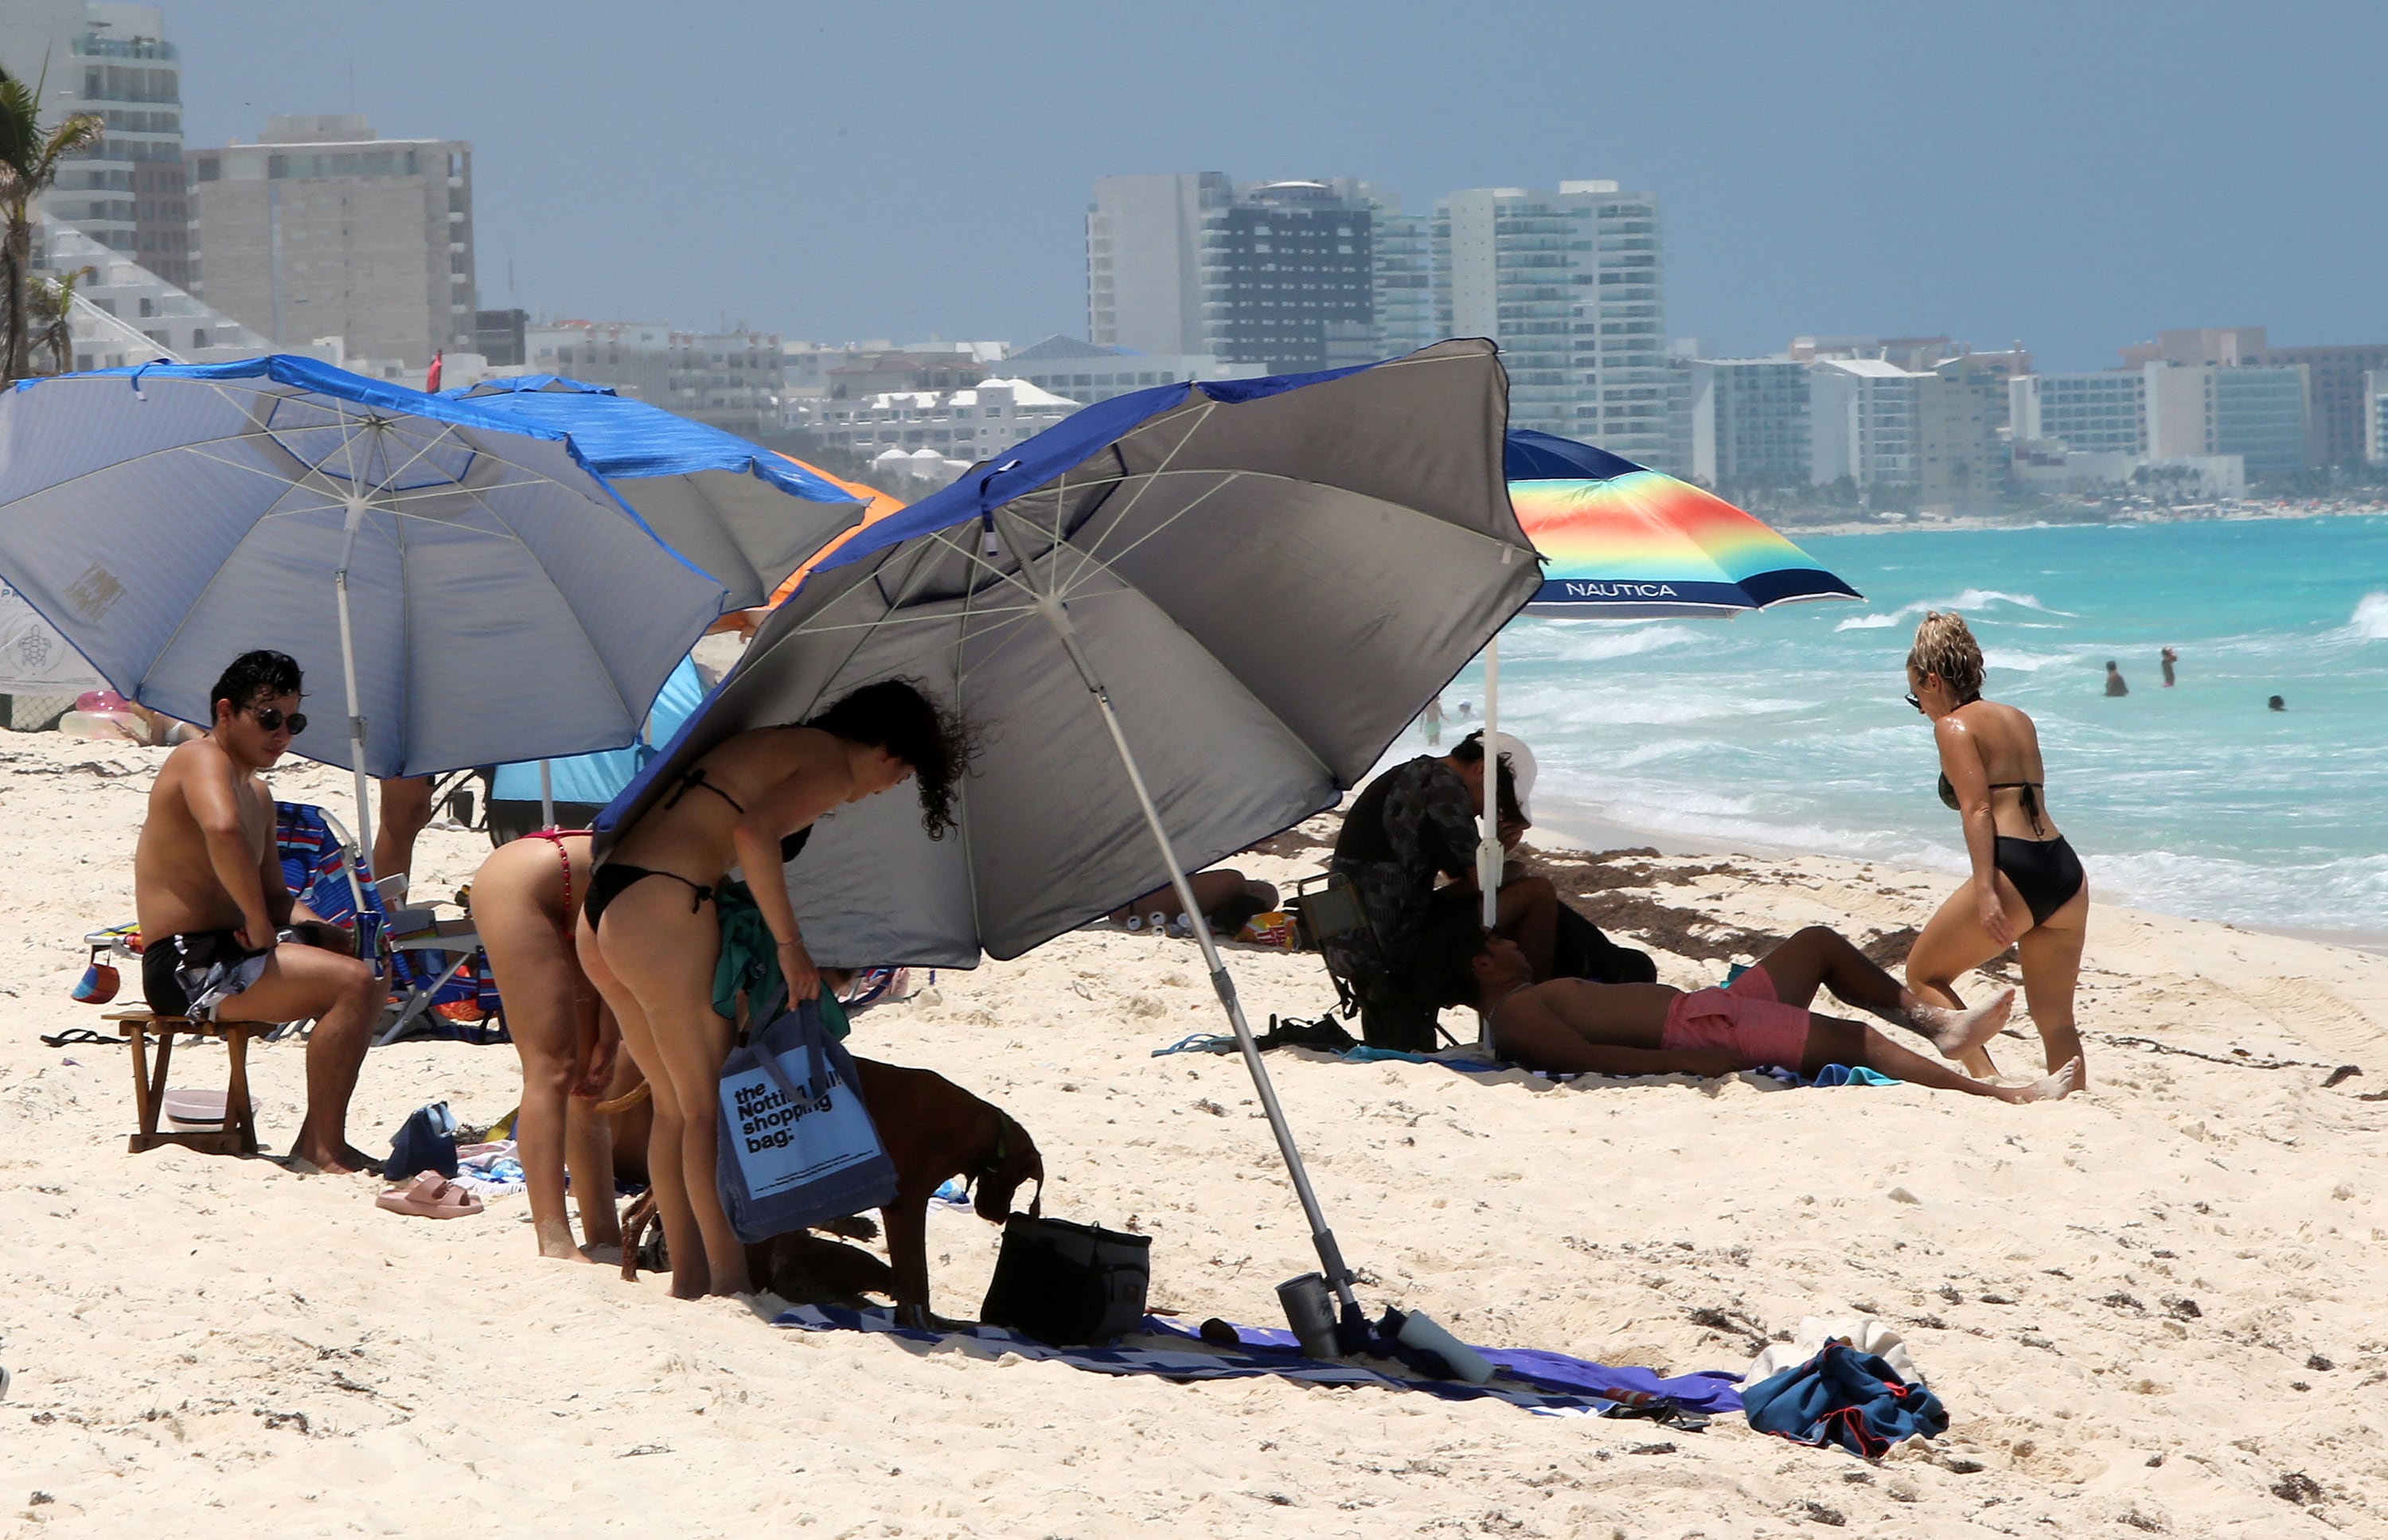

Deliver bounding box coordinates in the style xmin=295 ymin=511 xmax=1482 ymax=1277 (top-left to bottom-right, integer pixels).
xmin=2347 ymin=591 xmax=2388 ymax=642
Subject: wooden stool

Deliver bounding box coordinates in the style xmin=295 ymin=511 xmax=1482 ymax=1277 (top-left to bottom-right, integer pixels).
xmin=103 ymin=1008 xmax=266 ymax=1156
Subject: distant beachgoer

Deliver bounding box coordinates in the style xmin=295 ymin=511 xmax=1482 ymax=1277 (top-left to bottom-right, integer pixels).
xmin=470 ymin=832 xmax=624 ymax=1263
xmin=2160 ymin=647 xmax=2178 ymax=688
xmin=2104 ymin=661 xmax=2128 ymax=697
xmin=1417 ymin=912 xmax=2076 ymax=1102
xmin=1455 ymin=700 xmax=1474 ymax=722
xmin=1902 ymin=613 xmax=2090 ymax=1086
xmin=579 ymin=678 xmax=970 ymax=1300
xmin=1422 ymin=695 xmax=1446 ymax=747
xmin=2269 ymin=695 xmax=2286 ymax=712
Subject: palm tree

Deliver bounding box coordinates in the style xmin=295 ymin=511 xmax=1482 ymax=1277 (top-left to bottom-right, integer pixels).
xmin=0 ymin=63 xmax=103 ymax=382
xmin=29 ymin=262 xmax=95 ymax=376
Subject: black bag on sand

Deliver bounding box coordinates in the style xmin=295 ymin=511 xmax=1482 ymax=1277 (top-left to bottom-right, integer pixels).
xmin=1552 ymin=902 xmax=1656 ymax=984
xmin=979 ymin=1214 xmax=1151 ymax=1345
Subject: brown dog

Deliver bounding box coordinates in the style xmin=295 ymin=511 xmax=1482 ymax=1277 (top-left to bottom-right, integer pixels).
xmin=615 ymin=1056 xmax=1042 ymax=1327
xmin=847 ymin=1055 xmax=1042 ymax=1328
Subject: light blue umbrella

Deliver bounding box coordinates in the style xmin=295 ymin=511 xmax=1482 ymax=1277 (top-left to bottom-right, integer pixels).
xmin=443 ymin=376 xmax=863 ymax=610
xmin=0 ymin=355 xmax=732 ymax=840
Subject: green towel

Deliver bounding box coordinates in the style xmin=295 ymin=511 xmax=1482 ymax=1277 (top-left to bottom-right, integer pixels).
xmin=712 ymin=879 xmax=849 ymax=1040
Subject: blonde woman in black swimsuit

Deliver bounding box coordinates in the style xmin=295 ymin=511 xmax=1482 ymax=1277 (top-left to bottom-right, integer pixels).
xmin=577 ymin=680 xmax=968 ymax=1299
xmin=1901 ymin=612 xmax=2090 ymax=1087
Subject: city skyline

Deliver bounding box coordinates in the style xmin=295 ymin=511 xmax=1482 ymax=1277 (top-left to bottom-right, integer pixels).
xmin=161 ymin=0 xmax=2386 ymax=372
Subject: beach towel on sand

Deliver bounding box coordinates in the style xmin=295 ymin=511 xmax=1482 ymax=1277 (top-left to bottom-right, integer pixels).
xmin=772 ymin=1305 xmax=1742 ymax=1420
xmin=1741 ymin=1340 xmax=1948 ymax=1457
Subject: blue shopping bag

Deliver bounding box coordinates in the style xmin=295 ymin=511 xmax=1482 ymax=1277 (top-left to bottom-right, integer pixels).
xmin=715 ymin=992 xmax=896 ymax=1242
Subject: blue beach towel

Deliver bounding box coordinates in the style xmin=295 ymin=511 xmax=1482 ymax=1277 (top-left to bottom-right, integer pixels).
xmin=1741 ymin=1340 xmax=1948 ymax=1457
xmin=1138 ymin=1315 xmax=1744 ymax=1415
xmin=772 ymin=1305 xmax=1655 ymax=1418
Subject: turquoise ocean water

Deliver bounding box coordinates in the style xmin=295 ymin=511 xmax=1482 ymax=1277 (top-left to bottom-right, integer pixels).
xmin=1415 ymin=514 xmax=2388 ymax=936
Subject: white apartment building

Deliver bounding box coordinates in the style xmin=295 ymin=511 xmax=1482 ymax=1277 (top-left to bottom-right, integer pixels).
xmin=2010 ymin=370 xmax=2148 ymax=455
xmin=192 ymin=115 xmax=474 ymax=368
xmin=2144 ymin=362 xmax=2309 ymax=485
xmin=798 ymin=378 xmax=1080 ymax=469
xmin=1433 ymin=181 xmax=1668 ymax=467
xmin=38 ymin=213 xmax=265 ymax=368
xmin=1689 ymin=357 xmax=1811 ymax=487
xmin=1 ymin=1 xmax=194 ymax=290
xmin=2367 ymin=369 xmax=2388 ymax=466
xmin=1001 ymin=333 xmax=1263 ymax=405
xmin=525 ymin=321 xmax=785 ymax=439
xmin=1087 ymin=173 xmax=1226 ymax=357
xmin=1809 ymin=358 xmax=1922 ymax=488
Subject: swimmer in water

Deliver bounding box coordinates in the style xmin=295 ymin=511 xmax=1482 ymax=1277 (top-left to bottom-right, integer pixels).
xmin=2104 ymin=661 xmax=2129 ymax=697
xmin=2160 ymin=646 xmax=2177 ymax=688
xmin=2269 ymin=695 xmax=2286 ymax=712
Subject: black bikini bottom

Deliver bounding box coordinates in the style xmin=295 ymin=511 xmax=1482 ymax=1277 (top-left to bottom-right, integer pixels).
xmin=584 ymin=864 xmax=713 ymax=928
xmin=1994 ymin=834 xmax=2085 ymax=928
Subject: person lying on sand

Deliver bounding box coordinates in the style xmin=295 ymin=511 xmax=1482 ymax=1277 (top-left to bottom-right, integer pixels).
xmin=1415 ymin=910 xmax=2078 ymax=1103
xmin=132 ymin=649 xmax=385 ymax=1172
xmin=469 ymin=831 xmax=624 ymax=1262
xmin=1106 ymin=867 xmax=1279 ymax=936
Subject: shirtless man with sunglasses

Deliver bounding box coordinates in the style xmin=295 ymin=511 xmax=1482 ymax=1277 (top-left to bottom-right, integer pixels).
xmin=133 ymin=649 xmax=385 ymax=1172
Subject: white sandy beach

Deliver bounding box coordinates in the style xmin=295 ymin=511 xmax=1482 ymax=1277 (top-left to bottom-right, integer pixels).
xmin=6 ymin=729 xmax=2388 ymax=1538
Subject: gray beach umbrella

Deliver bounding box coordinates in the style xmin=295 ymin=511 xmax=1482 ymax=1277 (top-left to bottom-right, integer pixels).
xmin=0 ymin=356 xmax=732 ymax=855
xmin=596 ymin=337 xmax=1539 ymax=1321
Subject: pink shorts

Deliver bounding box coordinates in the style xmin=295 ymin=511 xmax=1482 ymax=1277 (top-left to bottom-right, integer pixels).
xmin=1658 ymin=965 xmax=1812 ymax=1071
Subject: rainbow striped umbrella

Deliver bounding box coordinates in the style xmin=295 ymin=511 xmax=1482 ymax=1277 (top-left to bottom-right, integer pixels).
xmin=1505 ymin=428 xmax=1860 ymax=617
xmin=1453 ymin=431 xmax=1862 ymax=991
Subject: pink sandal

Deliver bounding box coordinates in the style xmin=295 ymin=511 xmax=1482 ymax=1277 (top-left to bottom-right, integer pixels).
xmin=375 ymin=1170 xmax=486 ymax=1219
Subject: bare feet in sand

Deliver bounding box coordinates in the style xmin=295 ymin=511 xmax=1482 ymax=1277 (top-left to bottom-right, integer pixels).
xmin=291 ymin=1142 xmax=382 ymax=1175
xmin=1992 ymin=1056 xmax=2080 ymax=1104
xmin=1910 ymin=988 xmax=2015 ymax=1061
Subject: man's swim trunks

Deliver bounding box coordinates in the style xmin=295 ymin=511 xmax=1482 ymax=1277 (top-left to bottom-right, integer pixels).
xmin=1658 ymin=965 xmax=1811 ymax=1072
xmin=142 ymin=930 xmax=272 ymax=1020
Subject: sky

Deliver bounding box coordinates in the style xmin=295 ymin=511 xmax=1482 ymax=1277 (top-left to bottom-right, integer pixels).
xmin=176 ymin=1 xmax=2388 ymax=371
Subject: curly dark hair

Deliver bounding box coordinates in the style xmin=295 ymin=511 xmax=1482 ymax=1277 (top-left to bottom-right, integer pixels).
xmin=806 ymin=678 xmax=973 ymax=840
xmin=209 ymin=649 xmax=303 ymax=717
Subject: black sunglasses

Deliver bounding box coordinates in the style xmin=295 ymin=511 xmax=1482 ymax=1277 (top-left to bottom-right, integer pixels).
xmin=1904 ymin=692 xmax=1924 ymax=713
xmin=250 ymin=704 xmax=308 ymax=735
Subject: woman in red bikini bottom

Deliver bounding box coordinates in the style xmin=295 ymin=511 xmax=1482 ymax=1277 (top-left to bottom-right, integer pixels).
xmin=470 ymin=832 xmax=626 ymax=1261
xmin=1419 ymin=914 xmax=2079 ymax=1104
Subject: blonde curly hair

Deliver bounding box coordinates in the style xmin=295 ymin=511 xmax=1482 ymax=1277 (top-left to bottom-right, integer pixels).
xmin=1907 ymin=610 xmax=1984 ymax=700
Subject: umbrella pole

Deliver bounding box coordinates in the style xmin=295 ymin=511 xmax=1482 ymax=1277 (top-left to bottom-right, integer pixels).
xmin=1033 ymin=594 xmax=1367 ymax=1326
xmin=332 ymin=562 xmax=374 ymax=930
xmin=538 ymin=760 xmax=556 ymax=830
xmin=1476 ymin=637 xmax=1501 ymax=1051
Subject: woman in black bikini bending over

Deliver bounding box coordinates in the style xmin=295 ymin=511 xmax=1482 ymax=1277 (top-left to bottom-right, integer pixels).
xmin=1901 ymin=611 xmax=2090 ymax=1087
xmin=577 ymin=679 xmax=969 ymax=1298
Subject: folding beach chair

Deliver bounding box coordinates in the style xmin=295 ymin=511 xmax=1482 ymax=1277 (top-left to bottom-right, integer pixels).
xmin=1291 ymin=871 xmax=1453 ymax=1055
xmin=273 ymin=802 xmax=502 ymax=1045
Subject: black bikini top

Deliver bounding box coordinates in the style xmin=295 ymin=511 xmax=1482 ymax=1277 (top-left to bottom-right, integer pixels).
xmin=663 ymin=766 xmax=814 ymax=864
xmin=1937 ymin=772 xmax=2050 ymax=836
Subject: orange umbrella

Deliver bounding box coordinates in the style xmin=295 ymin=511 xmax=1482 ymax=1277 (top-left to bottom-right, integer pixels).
xmin=767 ymin=455 xmax=907 ymax=605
